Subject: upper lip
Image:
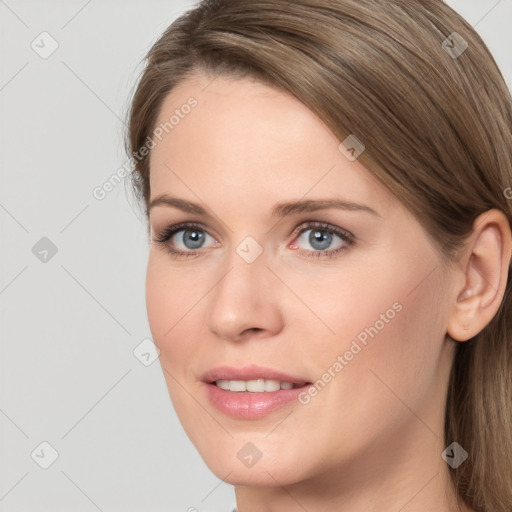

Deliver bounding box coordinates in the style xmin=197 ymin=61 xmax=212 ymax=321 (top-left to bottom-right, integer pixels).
xmin=202 ymin=364 xmax=310 ymax=385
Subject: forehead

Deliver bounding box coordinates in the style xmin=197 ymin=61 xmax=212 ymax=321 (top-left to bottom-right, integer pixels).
xmin=148 ymin=71 xmax=395 ymax=214
xmin=151 ymin=71 xmax=336 ymax=154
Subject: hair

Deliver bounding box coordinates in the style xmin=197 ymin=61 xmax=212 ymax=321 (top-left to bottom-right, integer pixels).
xmin=124 ymin=1 xmax=512 ymax=510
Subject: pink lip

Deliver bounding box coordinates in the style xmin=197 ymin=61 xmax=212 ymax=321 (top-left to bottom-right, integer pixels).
xmin=201 ymin=364 xmax=312 ymax=419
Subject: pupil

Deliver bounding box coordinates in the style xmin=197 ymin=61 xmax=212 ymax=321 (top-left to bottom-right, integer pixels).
xmin=310 ymin=230 xmax=331 ymax=250
xmin=184 ymin=229 xmax=204 ymax=249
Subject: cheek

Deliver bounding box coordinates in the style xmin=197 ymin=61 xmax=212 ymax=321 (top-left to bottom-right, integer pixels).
xmin=145 ymin=258 xmax=173 ymax=343
xmin=145 ymin=258 xmax=204 ymax=418
xmin=298 ymin=254 xmax=445 ymax=391
xmin=281 ymin=264 xmax=399 ymax=363
xmin=145 ymin=255 xmax=198 ymax=363
xmin=309 ymin=263 xmax=448 ymax=444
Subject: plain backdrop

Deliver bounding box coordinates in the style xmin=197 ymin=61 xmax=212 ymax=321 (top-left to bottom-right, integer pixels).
xmin=0 ymin=1 xmax=511 ymax=511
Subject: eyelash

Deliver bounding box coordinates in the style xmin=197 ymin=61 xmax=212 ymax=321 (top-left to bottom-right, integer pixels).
xmin=153 ymin=221 xmax=355 ymax=260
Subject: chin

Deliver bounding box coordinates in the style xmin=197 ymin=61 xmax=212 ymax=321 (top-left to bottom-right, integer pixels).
xmin=190 ymin=436 xmax=312 ymax=487
xmin=206 ymin=456 xmax=302 ymax=487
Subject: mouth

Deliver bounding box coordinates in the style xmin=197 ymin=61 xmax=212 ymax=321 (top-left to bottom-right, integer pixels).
xmin=202 ymin=368 xmax=314 ymax=419
xmin=201 ymin=364 xmax=312 ymax=393
xmin=209 ymin=378 xmax=311 ymax=392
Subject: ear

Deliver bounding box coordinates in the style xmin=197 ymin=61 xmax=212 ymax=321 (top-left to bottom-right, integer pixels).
xmin=447 ymin=209 xmax=512 ymax=342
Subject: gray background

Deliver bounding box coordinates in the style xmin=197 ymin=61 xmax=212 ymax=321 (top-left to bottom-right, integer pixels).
xmin=0 ymin=1 xmax=511 ymax=511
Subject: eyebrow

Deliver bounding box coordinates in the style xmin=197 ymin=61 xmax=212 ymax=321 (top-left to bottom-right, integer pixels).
xmin=148 ymin=194 xmax=380 ymax=218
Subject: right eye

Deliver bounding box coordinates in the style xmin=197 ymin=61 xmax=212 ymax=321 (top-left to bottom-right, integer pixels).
xmin=153 ymin=222 xmax=219 ymax=258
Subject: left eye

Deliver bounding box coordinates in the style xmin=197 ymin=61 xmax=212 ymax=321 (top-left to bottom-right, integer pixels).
xmin=292 ymin=224 xmax=352 ymax=253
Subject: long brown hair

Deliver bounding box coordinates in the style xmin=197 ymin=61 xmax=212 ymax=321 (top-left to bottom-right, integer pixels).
xmin=124 ymin=1 xmax=512 ymax=510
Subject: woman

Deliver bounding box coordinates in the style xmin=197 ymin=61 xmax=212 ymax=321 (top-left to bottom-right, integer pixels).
xmin=124 ymin=1 xmax=512 ymax=510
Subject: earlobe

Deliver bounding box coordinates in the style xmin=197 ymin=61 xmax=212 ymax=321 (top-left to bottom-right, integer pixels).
xmin=447 ymin=209 xmax=512 ymax=343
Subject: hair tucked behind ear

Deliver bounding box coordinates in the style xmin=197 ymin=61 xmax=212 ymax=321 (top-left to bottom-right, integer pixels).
xmin=124 ymin=1 xmax=512 ymax=509
xmin=446 ymin=282 xmax=512 ymax=510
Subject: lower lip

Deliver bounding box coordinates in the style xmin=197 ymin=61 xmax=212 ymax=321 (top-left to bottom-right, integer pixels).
xmin=204 ymin=382 xmax=310 ymax=419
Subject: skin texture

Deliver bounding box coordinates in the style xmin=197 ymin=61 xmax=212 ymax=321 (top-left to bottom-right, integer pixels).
xmin=145 ymin=71 xmax=510 ymax=511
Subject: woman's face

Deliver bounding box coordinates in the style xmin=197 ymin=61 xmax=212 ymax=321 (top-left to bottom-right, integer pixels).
xmin=146 ymin=71 xmax=458 ymax=487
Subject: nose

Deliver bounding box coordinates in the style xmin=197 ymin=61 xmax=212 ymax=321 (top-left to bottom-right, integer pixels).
xmin=206 ymin=244 xmax=284 ymax=342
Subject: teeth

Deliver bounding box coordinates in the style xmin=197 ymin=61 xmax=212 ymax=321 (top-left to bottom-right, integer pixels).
xmin=264 ymin=379 xmax=280 ymax=392
xmin=215 ymin=379 xmax=299 ymax=392
xmin=229 ymin=380 xmax=246 ymax=392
